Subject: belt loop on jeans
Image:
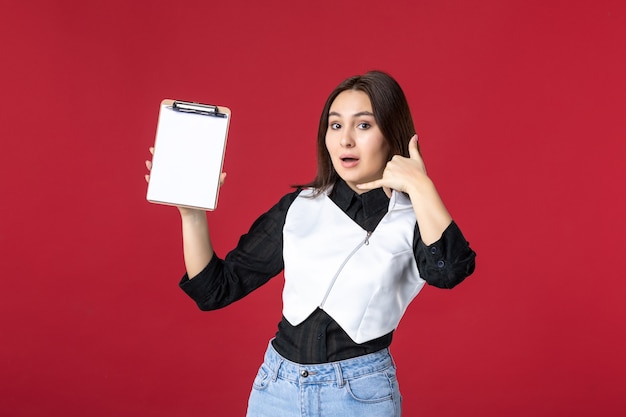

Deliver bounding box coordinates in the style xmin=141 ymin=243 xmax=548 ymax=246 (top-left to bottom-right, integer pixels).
xmin=333 ymin=363 xmax=344 ymax=387
xmin=271 ymin=358 xmax=283 ymax=382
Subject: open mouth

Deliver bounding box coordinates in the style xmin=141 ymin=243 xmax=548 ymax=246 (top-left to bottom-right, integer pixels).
xmin=339 ymin=156 xmax=359 ymax=168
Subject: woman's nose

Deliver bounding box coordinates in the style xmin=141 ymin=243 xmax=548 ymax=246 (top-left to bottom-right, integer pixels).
xmin=340 ymin=129 xmax=355 ymax=147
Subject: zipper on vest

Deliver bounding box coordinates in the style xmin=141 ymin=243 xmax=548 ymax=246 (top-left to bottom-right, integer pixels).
xmin=364 ymin=230 xmax=372 ymax=245
xmin=319 ymin=230 xmax=372 ymax=308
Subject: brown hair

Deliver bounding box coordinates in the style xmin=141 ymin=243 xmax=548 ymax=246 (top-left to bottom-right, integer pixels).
xmin=295 ymin=70 xmax=418 ymax=192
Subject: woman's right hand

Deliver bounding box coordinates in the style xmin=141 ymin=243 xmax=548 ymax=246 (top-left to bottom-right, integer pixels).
xmin=145 ymin=146 xmax=221 ymax=277
xmin=144 ymin=147 xmax=155 ymax=184
xmin=145 ymin=147 xmax=227 ymax=216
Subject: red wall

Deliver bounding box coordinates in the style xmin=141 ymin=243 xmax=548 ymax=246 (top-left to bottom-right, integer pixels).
xmin=1 ymin=1 xmax=625 ymax=416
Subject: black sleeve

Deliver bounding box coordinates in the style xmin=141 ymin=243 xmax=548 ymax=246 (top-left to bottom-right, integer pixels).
xmin=413 ymin=221 xmax=477 ymax=289
xmin=179 ymin=189 xmax=301 ymax=310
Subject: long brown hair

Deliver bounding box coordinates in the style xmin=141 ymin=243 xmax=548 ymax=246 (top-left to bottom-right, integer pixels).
xmin=296 ymin=70 xmax=418 ymax=192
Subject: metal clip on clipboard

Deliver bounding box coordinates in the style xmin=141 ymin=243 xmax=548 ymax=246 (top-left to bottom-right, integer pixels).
xmin=172 ymin=100 xmax=227 ymax=118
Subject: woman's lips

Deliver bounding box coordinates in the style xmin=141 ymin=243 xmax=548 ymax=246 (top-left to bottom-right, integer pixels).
xmin=340 ymin=156 xmax=359 ymax=168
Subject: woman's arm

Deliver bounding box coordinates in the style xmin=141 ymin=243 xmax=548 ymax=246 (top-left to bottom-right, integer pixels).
xmin=357 ymin=136 xmax=475 ymax=287
xmin=177 ymin=173 xmax=227 ymax=278
xmin=413 ymin=221 xmax=476 ymax=288
xmin=178 ymin=206 xmax=216 ymax=279
xmin=180 ymin=190 xmax=300 ymax=310
xmin=146 ymin=149 xmax=223 ymax=279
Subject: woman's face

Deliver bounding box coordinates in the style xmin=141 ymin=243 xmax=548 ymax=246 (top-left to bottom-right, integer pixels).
xmin=325 ymin=90 xmax=390 ymax=194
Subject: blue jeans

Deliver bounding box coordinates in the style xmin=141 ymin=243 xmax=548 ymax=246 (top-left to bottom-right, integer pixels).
xmin=246 ymin=341 xmax=402 ymax=417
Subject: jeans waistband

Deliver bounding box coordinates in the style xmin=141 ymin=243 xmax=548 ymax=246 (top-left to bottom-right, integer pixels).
xmin=262 ymin=340 xmax=395 ymax=385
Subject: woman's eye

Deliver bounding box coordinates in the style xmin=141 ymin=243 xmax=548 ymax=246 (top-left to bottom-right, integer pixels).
xmin=357 ymin=122 xmax=371 ymax=129
xmin=330 ymin=122 xmax=341 ymax=130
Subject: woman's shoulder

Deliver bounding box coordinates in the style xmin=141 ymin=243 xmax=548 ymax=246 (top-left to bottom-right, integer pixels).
xmin=265 ymin=186 xmax=331 ymax=216
xmin=263 ymin=188 xmax=305 ymax=216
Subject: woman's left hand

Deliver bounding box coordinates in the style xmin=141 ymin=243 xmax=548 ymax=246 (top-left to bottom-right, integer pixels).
xmin=359 ymin=134 xmax=452 ymax=245
xmin=357 ymin=135 xmax=428 ymax=195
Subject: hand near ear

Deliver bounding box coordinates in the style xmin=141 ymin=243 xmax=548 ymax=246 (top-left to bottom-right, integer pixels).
xmin=357 ymin=135 xmax=452 ymax=245
xmin=356 ymin=135 xmax=426 ymax=195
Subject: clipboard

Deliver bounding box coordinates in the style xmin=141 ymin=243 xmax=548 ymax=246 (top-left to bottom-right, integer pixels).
xmin=146 ymin=99 xmax=231 ymax=210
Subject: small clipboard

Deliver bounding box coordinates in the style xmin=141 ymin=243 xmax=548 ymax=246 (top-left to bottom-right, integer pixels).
xmin=146 ymin=99 xmax=231 ymax=210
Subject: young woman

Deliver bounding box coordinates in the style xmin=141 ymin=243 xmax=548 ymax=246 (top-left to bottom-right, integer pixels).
xmin=146 ymin=71 xmax=476 ymax=416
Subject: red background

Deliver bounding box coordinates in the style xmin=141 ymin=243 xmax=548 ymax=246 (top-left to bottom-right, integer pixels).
xmin=1 ymin=1 xmax=625 ymax=416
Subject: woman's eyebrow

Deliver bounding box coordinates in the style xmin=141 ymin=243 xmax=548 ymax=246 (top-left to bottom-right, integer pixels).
xmin=328 ymin=111 xmax=374 ymax=117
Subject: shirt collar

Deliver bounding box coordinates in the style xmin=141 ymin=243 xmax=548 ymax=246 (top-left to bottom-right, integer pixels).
xmin=330 ymin=179 xmax=389 ymax=216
